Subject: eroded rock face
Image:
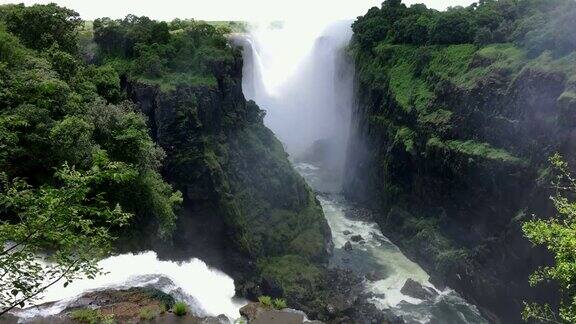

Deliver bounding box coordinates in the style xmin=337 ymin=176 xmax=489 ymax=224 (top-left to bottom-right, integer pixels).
xmin=120 ymin=47 xmax=332 ymax=316
xmin=400 ymin=279 xmax=438 ymax=300
xmin=240 ymin=302 xmax=320 ymax=324
xmin=7 ymin=287 xmax=228 ymax=324
xmin=345 ymin=42 xmax=572 ymax=322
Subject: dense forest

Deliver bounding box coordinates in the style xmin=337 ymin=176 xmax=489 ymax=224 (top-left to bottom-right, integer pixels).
xmin=0 ymin=3 xmax=333 ymax=319
xmin=346 ymin=0 xmax=576 ymax=322
xmin=1 ymin=0 xmax=575 ymax=323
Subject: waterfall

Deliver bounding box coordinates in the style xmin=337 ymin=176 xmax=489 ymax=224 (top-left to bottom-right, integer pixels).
xmin=238 ymin=20 xmax=355 ymax=188
xmin=13 ymin=251 xmax=246 ymax=321
xmin=238 ymin=17 xmax=488 ymax=324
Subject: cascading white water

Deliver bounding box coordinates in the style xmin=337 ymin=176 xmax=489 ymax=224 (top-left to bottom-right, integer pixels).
xmin=241 ymin=20 xmax=354 ymax=165
xmin=14 ymin=251 xmax=246 ymax=321
xmin=240 ymin=18 xmax=488 ymax=324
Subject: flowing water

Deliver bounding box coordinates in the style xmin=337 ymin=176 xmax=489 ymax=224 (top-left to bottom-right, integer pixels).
xmin=14 ymin=251 xmax=246 ymax=321
xmin=240 ymin=20 xmax=488 ymax=324
xmin=12 ymin=16 xmax=488 ymax=324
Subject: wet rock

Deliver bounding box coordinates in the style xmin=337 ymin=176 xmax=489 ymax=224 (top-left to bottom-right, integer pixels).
xmin=240 ymin=302 xmax=313 ymax=324
xmin=400 ymin=278 xmax=438 ymax=300
xmin=343 ymin=241 xmax=353 ymax=251
xmin=8 ymin=286 xmax=228 ymax=324
xmin=342 ymin=230 xmax=352 ymax=235
xmin=350 ymin=235 xmax=363 ymax=242
xmin=365 ymin=270 xmax=385 ymax=282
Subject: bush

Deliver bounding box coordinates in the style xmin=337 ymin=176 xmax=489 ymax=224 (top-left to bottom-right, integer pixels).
xmin=257 ymin=295 xmax=273 ymax=308
xmin=172 ymin=301 xmax=187 ymax=316
xmin=139 ymin=307 xmax=156 ymax=320
xmin=272 ymin=298 xmax=287 ymax=310
xmin=258 ymin=296 xmax=287 ymax=310
xmin=70 ymin=308 xmax=115 ymax=324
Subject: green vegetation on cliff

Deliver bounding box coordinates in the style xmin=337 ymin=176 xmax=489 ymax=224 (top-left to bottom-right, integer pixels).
xmin=523 ymin=155 xmax=576 ymax=323
xmin=0 ymin=3 xmax=181 ymax=314
xmin=348 ymin=0 xmax=576 ymax=322
xmin=0 ymin=3 xmax=329 ymax=317
xmin=88 ymin=9 xmax=331 ymax=316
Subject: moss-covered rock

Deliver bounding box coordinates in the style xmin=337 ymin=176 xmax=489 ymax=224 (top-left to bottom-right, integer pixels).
xmin=121 ymin=43 xmax=331 ymax=315
xmin=346 ymin=39 xmax=576 ymax=322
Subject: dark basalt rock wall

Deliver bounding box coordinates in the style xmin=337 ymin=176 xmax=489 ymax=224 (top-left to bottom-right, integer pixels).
xmin=345 ymin=44 xmax=576 ymax=323
xmin=119 ymin=50 xmax=332 ymax=312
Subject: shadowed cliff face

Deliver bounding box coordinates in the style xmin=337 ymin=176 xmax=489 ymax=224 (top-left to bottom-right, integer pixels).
xmin=119 ymin=48 xmax=332 ymax=313
xmin=345 ymin=43 xmax=575 ymax=323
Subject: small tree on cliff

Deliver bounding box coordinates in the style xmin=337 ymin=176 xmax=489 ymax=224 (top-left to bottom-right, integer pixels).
xmin=0 ymin=161 xmax=133 ymax=316
xmin=522 ymin=153 xmax=576 ymax=323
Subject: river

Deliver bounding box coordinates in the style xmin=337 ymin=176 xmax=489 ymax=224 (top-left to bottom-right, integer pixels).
xmin=242 ymin=18 xmax=488 ymax=324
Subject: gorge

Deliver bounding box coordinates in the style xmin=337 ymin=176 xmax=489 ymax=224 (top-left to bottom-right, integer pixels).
xmin=1 ymin=0 xmax=576 ymax=323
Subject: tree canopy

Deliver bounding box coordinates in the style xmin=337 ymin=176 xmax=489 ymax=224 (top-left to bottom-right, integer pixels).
xmin=0 ymin=3 xmax=181 ymax=314
xmin=352 ymin=0 xmax=576 ymax=56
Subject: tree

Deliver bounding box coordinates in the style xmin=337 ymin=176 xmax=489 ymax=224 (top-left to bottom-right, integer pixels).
xmin=430 ymin=9 xmax=475 ymax=45
xmin=0 ymin=160 xmax=134 ymax=315
xmin=0 ymin=3 xmax=82 ymax=54
xmin=522 ymin=154 xmax=576 ymax=323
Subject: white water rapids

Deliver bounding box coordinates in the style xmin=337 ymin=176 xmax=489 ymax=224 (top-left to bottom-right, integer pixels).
xmin=13 ymin=251 xmax=246 ymax=321
xmin=11 ymin=15 xmax=487 ymax=324
xmin=240 ymin=19 xmax=488 ymax=324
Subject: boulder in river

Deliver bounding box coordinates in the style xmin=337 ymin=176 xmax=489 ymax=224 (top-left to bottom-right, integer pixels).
xmin=400 ymin=278 xmax=438 ymax=300
xmin=342 ymin=230 xmax=352 ymax=235
xmin=350 ymin=234 xmax=364 ymax=242
xmin=344 ymin=241 xmax=353 ymax=251
xmin=8 ymin=287 xmax=229 ymax=324
xmin=240 ymin=302 xmax=321 ymax=324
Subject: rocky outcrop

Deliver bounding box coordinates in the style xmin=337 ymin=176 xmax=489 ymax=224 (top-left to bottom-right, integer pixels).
xmin=345 ymin=43 xmax=575 ymax=322
xmin=240 ymin=302 xmax=315 ymax=324
xmin=120 ymin=47 xmax=332 ymax=319
xmin=400 ymin=279 xmax=438 ymax=300
xmin=6 ymin=287 xmax=228 ymax=324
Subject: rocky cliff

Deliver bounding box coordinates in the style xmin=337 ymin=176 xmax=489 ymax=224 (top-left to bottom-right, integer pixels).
xmin=119 ymin=45 xmax=332 ymax=313
xmin=345 ymin=42 xmax=576 ymax=322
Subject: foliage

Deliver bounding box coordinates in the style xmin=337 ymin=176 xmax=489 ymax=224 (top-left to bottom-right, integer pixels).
xmin=522 ymin=154 xmax=576 ymax=323
xmin=172 ymin=301 xmax=187 ymax=316
xmin=0 ymin=3 xmax=181 ymax=313
xmin=0 ymin=3 xmax=82 ymax=54
xmin=259 ymin=255 xmax=323 ymax=300
xmin=0 ymin=162 xmax=133 ymax=314
xmin=272 ymin=298 xmax=287 ymax=310
xmin=352 ymin=0 xmax=576 ymax=56
xmin=258 ymin=295 xmax=272 ymax=308
xmin=70 ymin=308 xmax=116 ymax=324
xmin=92 ymin=16 xmax=235 ymax=88
xmin=258 ymin=295 xmax=287 ymax=310
xmin=138 ymin=307 xmax=156 ymax=320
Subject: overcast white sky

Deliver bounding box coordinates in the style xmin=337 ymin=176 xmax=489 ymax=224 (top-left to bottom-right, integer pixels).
xmin=0 ymin=0 xmax=477 ymax=21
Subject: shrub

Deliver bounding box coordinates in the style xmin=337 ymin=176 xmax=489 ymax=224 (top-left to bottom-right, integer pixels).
xmin=257 ymin=295 xmax=273 ymax=308
xmin=70 ymin=308 xmax=115 ymax=324
xmin=272 ymin=298 xmax=287 ymax=310
xmin=258 ymin=296 xmax=287 ymax=310
xmin=172 ymin=301 xmax=187 ymax=316
xmin=139 ymin=307 xmax=156 ymax=320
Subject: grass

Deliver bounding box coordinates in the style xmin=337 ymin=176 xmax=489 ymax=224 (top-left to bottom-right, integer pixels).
xmin=70 ymin=308 xmax=115 ymax=324
xmin=259 ymin=255 xmax=323 ymax=298
xmin=457 ymin=43 xmax=527 ymax=88
xmin=428 ymin=138 xmax=523 ymax=164
xmin=136 ymin=73 xmax=217 ymax=92
xmin=139 ymin=307 xmax=156 ymax=321
xmin=258 ymin=295 xmax=288 ymax=310
xmin=258 ymin=295 xmax=273 ymax=308
xmin=395 ymin=126 xmax=416 ymax=153
xmin=172 ymin=301 xmax=187 ymax=316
